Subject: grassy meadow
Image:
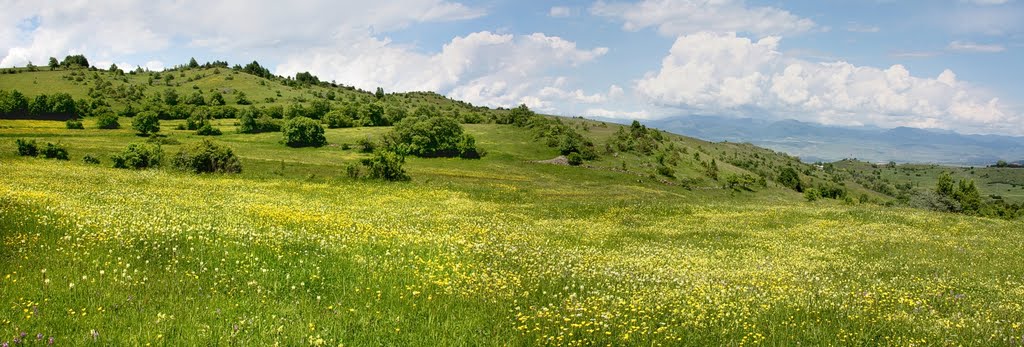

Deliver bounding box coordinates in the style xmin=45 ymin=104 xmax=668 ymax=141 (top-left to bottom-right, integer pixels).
xmin=2 ymin=117 xmax=1024 ymax=345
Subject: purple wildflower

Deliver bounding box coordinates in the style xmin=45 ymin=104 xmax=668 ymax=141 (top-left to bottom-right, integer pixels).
xmin=35 ymin=334 xmax=42 ymax=340
xmin=47 ymin=337 xmax=54 ymax=345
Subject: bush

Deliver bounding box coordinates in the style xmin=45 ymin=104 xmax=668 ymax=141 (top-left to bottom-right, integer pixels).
xmin=111 ymin=143 xmax=163 ymax=169
xmin=96 ymin=113 xmax=120 ymax=129
xmin=357 ymin=136 xmax=376 ymax=153
xmin=567 ymin=152 xmax=584 ymax=166
xmin=238 ymin=108 xmax=281 ymax=133
xmin=40 ymin=142 xmax=69 ymax=160
xmin=15 ymin=139 xmax=38 ymax=156
xmin=66 ymin=119 xmax=84 ymax=129
xmin=385 ymin=115 xmax=481 ymax=158
xmin=196 ymin=123 xmax=222 ymax=136
xmin=345 ymin=162 xmax=361 ymax=179
xmin=282 ymin=116 xmax=326 ymax=147
xmin=361 ymin=150 xmax=408 ymax=181
xmin=656 ymin=164 xmax=675 ymax=178
xmin=323 ymin=110 xmax=355 ymax=128
xmin=804 ymin=188 xmax=819 ymax=202
xmin=172 ymin=139 xmax=241 ymax=174
xmin=132 ymin=111 xmax=160 ymax=136
xmin=83 ymin=155 xmax=101 ymax=164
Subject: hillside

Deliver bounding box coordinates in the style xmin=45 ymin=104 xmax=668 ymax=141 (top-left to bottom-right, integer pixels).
xmin=2 ymin=61 xmax=1024 ymax=345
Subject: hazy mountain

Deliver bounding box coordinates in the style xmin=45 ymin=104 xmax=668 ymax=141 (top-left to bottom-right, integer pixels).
xmin=635 ymin=115 xmax=1024 ymax=165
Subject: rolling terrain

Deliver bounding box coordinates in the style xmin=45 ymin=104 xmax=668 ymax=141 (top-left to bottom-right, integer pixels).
xmin=2 ymin=62 xmax=1024 ymax=345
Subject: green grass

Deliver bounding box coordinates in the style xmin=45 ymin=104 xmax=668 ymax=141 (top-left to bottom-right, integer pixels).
xmin=2 ymin=118 xmax=1024 ymax=345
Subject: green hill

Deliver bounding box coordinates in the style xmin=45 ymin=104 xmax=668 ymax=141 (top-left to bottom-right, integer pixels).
xmin=2 ymin=61 xmax=1024 ymax=345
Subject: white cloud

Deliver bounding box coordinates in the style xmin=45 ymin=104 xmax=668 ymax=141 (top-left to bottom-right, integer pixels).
xmin=635 ymin=32 xmax=1020 ymax=135
xmin=0 ymin=0 xmax=485 ymax=68
xmin=585 ymin=108 xmax=652 ymax=120
xmin=947 ymin=40 xmax=1007 ymax=52
xmin=549 ymin=6 xmax=572 ymax=17
xmin=276 ymin=32 xmax=609 ymax=111
xmin=590 ymin=0 xmax=815 ymax=37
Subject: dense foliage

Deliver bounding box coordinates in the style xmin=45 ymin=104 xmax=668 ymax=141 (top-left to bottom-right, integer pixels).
xmin=282 ymin=116 xmax=326 ymax=147
xmin=172 ymin=139 xmax=241 ymax=174
xmin=384 ymin=110 xmax=481 ymax=158
xmin=132 ymin=111 xmax=160 ymax=136
xmin=360 ymin=150 xmax=408 ymax=181
xmin=111 ymin=143 xmax=163 ymax=169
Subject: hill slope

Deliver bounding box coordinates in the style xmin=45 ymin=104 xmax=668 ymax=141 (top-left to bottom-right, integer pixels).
xmin=2 ymin=61 xmax=1024 ymax=345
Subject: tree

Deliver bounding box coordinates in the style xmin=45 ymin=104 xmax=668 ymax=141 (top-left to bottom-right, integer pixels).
xmin=163 ymin=89 xmax=179 ymax=106
xmin=27 ymin=94 xmax=49 ymax=115
xmin=954 ymin=179 xmax=982 ymax=213
xmin=48 ymin=57 xmax=59 ymax=71
xmin=281 ymin=116 xmax=326 ymax=147
xmin=132 ymin=111 xmax=160 ymax=136
xmin=185 ymin=91 xmax=206 ymax=106
xmin=188 ymin=57 xmax=200 ymax=69
xmin=208 ymin=93 xmax=225 ymax=106
xmin=60 ymin=54 xmax=90 ymax=69
xmin=111 ymin=143 xmax=163 ymax=169
xmin=235 ymin=91 xmax=251 ymax=105
xmin=778 ymin=167 xmax=803 ymax=192
xmin=108 ymin=64 xmax=120 ymax=73
xmin=385 ymin=114 xmax=480 ymax=158
xmin=375 ymin=87 xmax=385 ymax=99
xmin=295 ymin=71 xmax=319 ymax=85
xmin=26 ymin=61 xmax=36 ymax=71
xmin=0 ymin=90 xmax=29 ymax=114
xmin=365 ymin=102 xmax=386 ymax=126
xmin=936 ymin=171 xmax=955 ymax=197
xmin=96 ymin=113 xmax=120 ymax=129
xmin=48 ymin=93 xmax=76 ymax=115
xmin=172 ymin=139 xmax=241 ymax=174
xmin=361 ymin=150 xmax=408 ymax=181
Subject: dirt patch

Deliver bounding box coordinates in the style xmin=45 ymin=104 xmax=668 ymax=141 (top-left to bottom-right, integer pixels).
xmin=536 ymin=155 xmax=569 ymax=166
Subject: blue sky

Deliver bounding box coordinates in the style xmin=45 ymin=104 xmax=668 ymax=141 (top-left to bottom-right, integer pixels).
xmin=1 ymin=0 xmax=1021 ymax=135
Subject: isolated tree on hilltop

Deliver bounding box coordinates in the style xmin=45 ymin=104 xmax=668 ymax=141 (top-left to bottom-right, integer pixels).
xmin=188 ymin=57 xmax=200 ymax=69
xmin=48 ymin=57 xmax=59 ymax=70
xmin=375 ymin=87 xmax=385 ymax=99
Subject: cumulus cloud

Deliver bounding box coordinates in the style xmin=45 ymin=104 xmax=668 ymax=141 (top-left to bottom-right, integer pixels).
xmin=636 ymin=32 xmax=1019 ymax=135
xmin=947 ymin=40 xmax=1007 ymax=52
xmin=276 ymin=32 xmax=609 ymax=110
xmin=0 ymin=0 xmax=485 ymax=68
xmin=590 ymin=0 xmax=815 ymax=37
xmin=585 ymin=108 xmax=652 ymax=120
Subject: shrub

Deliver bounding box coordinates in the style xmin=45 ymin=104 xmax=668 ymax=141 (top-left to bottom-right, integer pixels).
xmin=282 ymin=116 xmax=326 ymax=147
xmin=196 ymin=123 xmax=222 ymax=136
xmin=66 ymin=119 xmax=84 ymax=129
xmin=185 ymin=113 xmax=208 ymax=130
xmin=361 ymin=150 xmax=409 ymax=181
xmin=15 ymin=139 xmax=38 ymax=156
xmin=323 ymin=110 xmax=355 ymax=128
xmin=111 ymin=143 xmax=163 ymax=169
xmin=804 ymin=188 xmax=820 ymax=202
xmin=345 ymin=162 xmax=361 ymax=179
xmin=40 ymin=143 xmax=69 ymax=160
xmin=83 ymin=155 xmax=101 ymax=164
xmin=656 ymin=164 xmax=675 ymax=178
xmin=132 ymin=111 xmax=160 ymax=136
xmin=385 ymin=115 xmax=481 ymax=158
xmin=357 ymin=136 xmax=376 ymax=153
xmin=238 ymin=108 xmax=280 ymax=133
xmin=567 ymin=152 xmax=584 ymax=166
xmin=172 ymin=139 xmax=241 ymax=174
xmin=96 ymin=113 xmax=120 ymax=129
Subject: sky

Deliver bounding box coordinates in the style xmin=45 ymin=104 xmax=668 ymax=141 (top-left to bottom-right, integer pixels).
xmin=1 ymin=0 xmax=1022 ymax=136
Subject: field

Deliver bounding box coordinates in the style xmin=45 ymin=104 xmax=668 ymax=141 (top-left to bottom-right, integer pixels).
xmin=3 ymin=118 xmax=1024 ymax=345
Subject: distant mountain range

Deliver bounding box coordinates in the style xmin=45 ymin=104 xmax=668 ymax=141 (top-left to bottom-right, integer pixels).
xmin=614 ymin=115 xmax=1024 ymax=165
